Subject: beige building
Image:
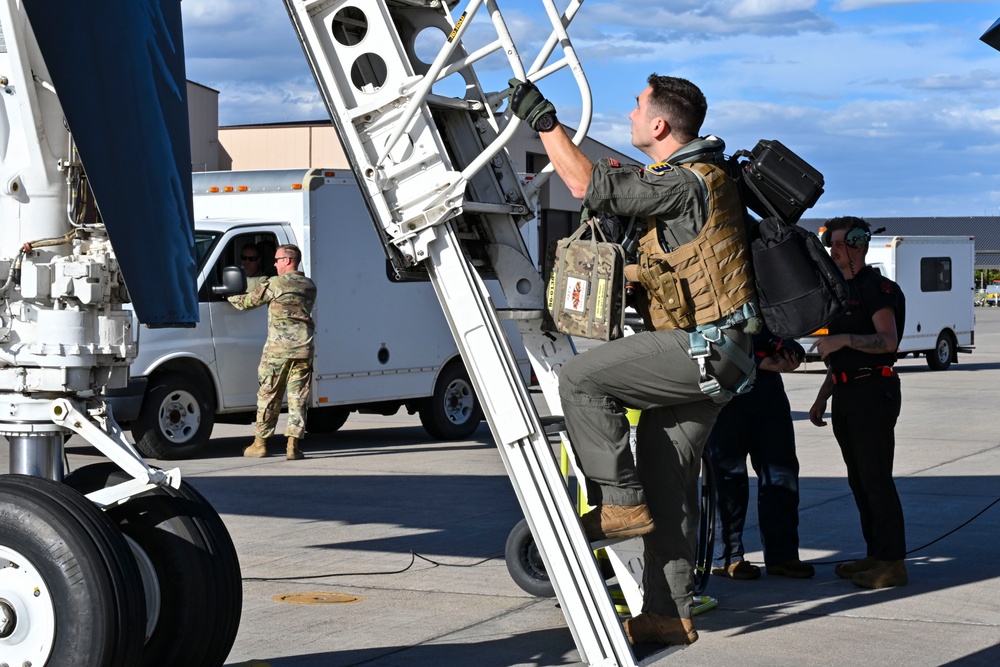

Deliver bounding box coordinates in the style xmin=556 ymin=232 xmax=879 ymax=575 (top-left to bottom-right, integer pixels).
xmin=186 ymin=81 xmax=222 ymax=172
xmin=187 ymin=82 xmax=639 ymax=263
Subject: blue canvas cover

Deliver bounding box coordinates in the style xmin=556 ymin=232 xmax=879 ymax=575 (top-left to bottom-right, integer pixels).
xmin=22 ymin=0 xmax=198 ymax=326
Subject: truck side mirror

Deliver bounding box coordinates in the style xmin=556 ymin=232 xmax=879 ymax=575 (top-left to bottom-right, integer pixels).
xmin=212 ymin=266 xmax=247 ymax=296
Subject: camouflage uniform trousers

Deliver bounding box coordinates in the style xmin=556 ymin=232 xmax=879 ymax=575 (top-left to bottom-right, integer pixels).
xmin=254 ymin=356 xmax=312 ymax=439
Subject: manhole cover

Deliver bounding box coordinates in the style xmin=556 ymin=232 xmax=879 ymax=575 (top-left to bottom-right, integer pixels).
xmin=272 ymin=592 xmax=363 ymax=605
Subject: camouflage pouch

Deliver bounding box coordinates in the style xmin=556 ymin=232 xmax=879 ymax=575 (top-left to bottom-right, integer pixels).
xmin=545 ymin=217 xmax=626 ymax=341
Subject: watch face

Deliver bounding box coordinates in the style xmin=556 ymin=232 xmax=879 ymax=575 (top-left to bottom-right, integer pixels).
xmin=536 ymin=112 xmax=556 ymax=132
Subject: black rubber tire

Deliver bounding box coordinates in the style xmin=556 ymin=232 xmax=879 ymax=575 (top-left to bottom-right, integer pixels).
xmin=419 ymin=362 xmax=482 ymax=440
xmin=695 ymin=451 xmax=716 ymax=596
xmin=0 ymin=474 xmax=146 ymax=667
xmin=926 ymin=331 xmax=954 ymax=371
xmin=307 ymin=406 xmax=350 ymax=434
xmin=63 ymin=463 xmax=242 ymax=667
xmin=504 ymin=518 xmax=555 ymax=598
xmin=167 ymin=474 xmax=243 ymax=667
xmin=132 ymin=371 xmax=215 ymax=459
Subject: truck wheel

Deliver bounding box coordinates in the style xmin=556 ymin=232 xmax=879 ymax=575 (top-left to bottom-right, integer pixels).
xmin=64 ymin=463 xmax=242 ymax=667
xmin=307 ymin=407 xmax=350 ymax=434
xmin=0 ymin=475 xmax=146 ymax=667
xmin=419 ymin=362 xmax=481 ymax=440
xmin=504 ymin=518 xmax=555 ymax=598
xmin=926 ymin=332 xmax=954 ymax=371
xmin=133 ymin=372 xmax=215 ymax=460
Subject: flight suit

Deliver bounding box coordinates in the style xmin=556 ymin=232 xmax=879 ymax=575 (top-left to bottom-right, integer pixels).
xmin=559 ymin=145 xmax=753 ymax=618
xmin=708 ymin=333 xmax=805 ymax=569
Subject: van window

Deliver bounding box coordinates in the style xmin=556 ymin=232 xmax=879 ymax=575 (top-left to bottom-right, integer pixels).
xmin=920 ymin=257 xmax=952 ymax=292
xmin=195 ymin=231 xmax=220 ymax=267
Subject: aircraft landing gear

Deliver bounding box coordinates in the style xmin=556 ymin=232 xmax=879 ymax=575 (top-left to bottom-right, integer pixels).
xmin=64 ymin=463 xmax=243 ymax=667
xmin=0 ymin=475 xmax=147 ymax=667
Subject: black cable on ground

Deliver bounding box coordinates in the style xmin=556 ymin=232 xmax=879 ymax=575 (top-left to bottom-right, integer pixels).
xmin=242 ymin=551 xmax=502 ymax=583
xmin=808 ymin=494 xmax=1000 ymax=565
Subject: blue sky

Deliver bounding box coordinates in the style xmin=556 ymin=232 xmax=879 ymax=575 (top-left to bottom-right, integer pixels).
xmin=183 ymin=1 xmax=1000 ymax=218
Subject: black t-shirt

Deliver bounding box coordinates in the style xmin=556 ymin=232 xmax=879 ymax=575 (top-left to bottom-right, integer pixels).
xmin=827 ymin=265 xmax=904 ymax=372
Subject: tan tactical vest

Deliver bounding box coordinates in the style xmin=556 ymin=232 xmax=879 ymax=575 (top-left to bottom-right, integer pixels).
xmin=629 ymin=162 xmax=755 ymax=331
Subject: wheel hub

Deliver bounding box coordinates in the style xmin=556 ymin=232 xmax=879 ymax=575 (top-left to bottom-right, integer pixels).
xmin=0 ymin=597 xmax=15 ymax=638
xmin=0 ymin=545 xmax=56 ymax=662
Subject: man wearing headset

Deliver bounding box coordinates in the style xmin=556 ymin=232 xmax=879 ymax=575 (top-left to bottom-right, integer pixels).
xmin=809 ymin=216 xmax=907 ymax=589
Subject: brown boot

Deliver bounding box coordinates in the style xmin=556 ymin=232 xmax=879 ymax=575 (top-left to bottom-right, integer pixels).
xmin=852 ymin=559 xmax=907 ymax=589
xmin=834 ymin=556 xmax=878 ymax=579
xmin=580 ymin=504 xmax=655 ymax=541
xmin=623 ymin=612 xmax=698 ymax=646
xmin=243 ymin=437 xmax=268 ymax=458
xmin=286 ymin=436 xmax=305 ymax=460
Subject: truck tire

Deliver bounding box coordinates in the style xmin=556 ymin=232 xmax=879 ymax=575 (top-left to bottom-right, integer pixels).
xmin=419 ymin=362 xmax=482 ymax=440
xmin=132 ymin=371 xmax=215 ymax=460
xmin=307 ymin=407 xmax=350 ymax=434
xmin=926 ymin=331 xmax=954 ymax=371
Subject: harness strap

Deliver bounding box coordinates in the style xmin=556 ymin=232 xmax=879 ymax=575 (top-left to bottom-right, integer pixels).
xmin=688 ymin=302 xmax=759 ymax=403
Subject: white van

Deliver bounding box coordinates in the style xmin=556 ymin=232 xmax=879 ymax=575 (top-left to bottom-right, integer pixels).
xmin=108 ymin=169 xmax=528 ymax=459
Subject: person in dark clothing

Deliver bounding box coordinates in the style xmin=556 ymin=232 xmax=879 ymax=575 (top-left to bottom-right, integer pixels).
xmin=708 ymin=331 xmax=815 ymax=581
xmin=809 ymin=216 xmax=907 ymax=589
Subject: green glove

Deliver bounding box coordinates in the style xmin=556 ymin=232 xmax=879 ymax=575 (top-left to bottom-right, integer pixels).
xmin=508 ymin=78 xmax=557 ymax=131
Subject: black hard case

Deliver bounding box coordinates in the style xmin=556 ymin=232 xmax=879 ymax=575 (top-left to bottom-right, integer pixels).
xmin=738 ymin=139 xmax=824 ymax=224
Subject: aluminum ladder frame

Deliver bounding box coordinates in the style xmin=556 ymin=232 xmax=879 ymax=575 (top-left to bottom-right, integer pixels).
xmin=283 ymin=1 xmax=676 ymax=663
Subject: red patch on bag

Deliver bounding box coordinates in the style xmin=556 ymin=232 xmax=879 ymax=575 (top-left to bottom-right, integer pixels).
xmin=605 ymin=158 xmax=620 ymax=168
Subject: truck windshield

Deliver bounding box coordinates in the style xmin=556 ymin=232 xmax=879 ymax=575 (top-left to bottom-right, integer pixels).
xmin=195 ymin=231 xmax=220 ymax=268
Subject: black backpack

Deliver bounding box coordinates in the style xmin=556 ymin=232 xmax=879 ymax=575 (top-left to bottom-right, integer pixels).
xmin=725 ymin=140 xmax=848 ymax=338
xmin=747 ymin=217 xmax=848 ymax=338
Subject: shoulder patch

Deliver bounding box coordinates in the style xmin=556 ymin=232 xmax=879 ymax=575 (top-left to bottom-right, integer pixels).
xmin=647 ymin=161 xmax=673 ymax=174
xmin=880 ymin=278 xmax=895 ymax=294
xmin=604 ymin=157 xmax=620 ymax=168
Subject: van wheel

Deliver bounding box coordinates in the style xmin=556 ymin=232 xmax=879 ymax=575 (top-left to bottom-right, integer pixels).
xmin=419 ymin=362 xmax=481 ymax=440
xmin=307 ymin=407 xmax=350 ymax=434
xmin=132 ymin=372 xmax=215 ymax=460
xmin=926 ymin=332 xmax=954 ymax=371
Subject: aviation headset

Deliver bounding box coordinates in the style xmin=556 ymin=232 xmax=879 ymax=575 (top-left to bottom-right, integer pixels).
xmin=820 ymin=217 xmax=872 ymax=249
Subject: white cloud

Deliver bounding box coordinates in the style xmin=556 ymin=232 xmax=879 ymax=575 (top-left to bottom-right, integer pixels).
xmin=832 ymin=0 xmax=943 ymax=10
xmin=731 ymin=0 xmax=817 ymax=19
xmin=179 ymin=0 xmax=1000 ymax=216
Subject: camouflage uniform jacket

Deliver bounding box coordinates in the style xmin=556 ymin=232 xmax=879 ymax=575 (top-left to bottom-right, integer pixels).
xmin=228 ymin=270 xmax=317 ymax=359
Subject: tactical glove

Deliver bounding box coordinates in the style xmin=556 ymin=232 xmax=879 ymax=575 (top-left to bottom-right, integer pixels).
xmin=508 ymin=78 xmax=557 ymax=132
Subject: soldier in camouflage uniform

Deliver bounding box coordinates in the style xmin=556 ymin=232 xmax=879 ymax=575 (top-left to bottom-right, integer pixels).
xmin=228 ymin=243 xmax=317 ymax=460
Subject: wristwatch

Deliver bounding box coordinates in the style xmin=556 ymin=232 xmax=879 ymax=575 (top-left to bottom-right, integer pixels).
xmin=535 ymin=112 xmax=557 ymax=132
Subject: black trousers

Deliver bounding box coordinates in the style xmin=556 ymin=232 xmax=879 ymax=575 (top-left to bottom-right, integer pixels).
xmin=707 ymin=371 xmax=801 ymax=567
xmin=831 ymin=373 xmax=906 ymax=561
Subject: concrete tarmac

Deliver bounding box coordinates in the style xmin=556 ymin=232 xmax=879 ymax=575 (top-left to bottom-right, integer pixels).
xmin=6 ymin=310 xmax=1000 ymax=666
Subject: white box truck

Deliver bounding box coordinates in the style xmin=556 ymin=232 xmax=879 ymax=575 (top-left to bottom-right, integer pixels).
xmin=802 ymin=235 xmax=975 ymax=369
xmin=107 ymin=169 xmax=528 ymax=459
